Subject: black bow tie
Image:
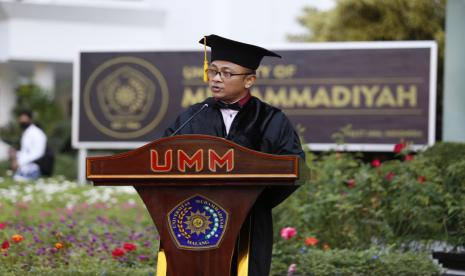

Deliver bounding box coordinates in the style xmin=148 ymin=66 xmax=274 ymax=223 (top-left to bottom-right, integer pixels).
xmin=213 ymin=101 xmax=242 ymax=111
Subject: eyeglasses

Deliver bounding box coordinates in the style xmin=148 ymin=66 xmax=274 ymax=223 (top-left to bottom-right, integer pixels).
xmin=206 ymin=69 xmax=255 ymax=80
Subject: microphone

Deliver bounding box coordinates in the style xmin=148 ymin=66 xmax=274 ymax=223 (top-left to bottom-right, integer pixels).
xmin=170 ymin=104 xmax=209 ymax=136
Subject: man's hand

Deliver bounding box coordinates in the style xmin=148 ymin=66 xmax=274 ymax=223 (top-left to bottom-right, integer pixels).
xmin=9 ymin=148 xmax=18 ymax=170
xmin=8 ymin=148 xmax=16 ymax=158
xmin=11 ymin=159 xmax=18 ymax=171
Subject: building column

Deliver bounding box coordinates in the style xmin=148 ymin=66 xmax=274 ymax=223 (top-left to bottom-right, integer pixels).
xmin=0 ymin=63 xmax=17 ymax=160
xmin=443 ymin=0 xmax=465 ymax=142
xmin=33 ymin=62 xmax=55 ymax=97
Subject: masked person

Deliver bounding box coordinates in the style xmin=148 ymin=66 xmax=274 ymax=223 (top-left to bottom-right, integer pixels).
xmin=164 ymin=35 xmax=305 ymax=276
xmin=10 ymin=110 xmax=53 ymax=181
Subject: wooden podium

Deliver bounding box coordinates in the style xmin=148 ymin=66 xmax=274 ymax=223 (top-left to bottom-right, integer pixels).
xmin=86 ymin=135 xmax=301 ymax=276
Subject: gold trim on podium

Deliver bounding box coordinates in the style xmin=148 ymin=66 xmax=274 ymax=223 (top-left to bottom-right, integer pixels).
xmin=237 ymin=215 xmax=252 ymax=276
xmin=156 ymin=246 xmax=167 ymax=276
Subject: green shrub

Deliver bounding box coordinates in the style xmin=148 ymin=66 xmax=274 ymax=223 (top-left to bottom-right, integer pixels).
xmin=422 ymin=142 xmax=465 ymax=171
xmin=0 ymin=160 xmax=9 ymax=177
xmin=53 ymin=154 xmax=77 ymax=180
xmin=273 ymin=142 xmax=465 ymax=250
xmin=271 ymin=247 xmax=442 ymax=276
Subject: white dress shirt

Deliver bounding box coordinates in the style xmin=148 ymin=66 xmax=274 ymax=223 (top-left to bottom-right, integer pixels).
xmin=16 ymin=124 xmax=47 ymax=167
xmin=220 ymin=108 xmax=239 ymax=135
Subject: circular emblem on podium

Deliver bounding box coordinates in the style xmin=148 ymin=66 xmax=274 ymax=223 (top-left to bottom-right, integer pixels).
xmin=168 ymin=195 xmax=228 ymax=250
xmin=83 ymin=56 xmax=169 ymax=139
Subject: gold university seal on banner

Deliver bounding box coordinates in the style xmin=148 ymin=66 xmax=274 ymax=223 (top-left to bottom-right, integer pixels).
xmin=97 ymin=66 xmax=154 ymax=130
xmin=83 ymin=56 xmax=169 ymax=139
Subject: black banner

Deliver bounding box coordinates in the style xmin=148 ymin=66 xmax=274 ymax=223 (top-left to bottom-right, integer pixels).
xmin=74 ymin=42 xmax=435 ymax=150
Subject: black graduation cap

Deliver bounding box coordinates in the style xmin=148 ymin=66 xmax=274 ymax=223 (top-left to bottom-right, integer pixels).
xmin=199 ymin=34 xmax=281 ymax=71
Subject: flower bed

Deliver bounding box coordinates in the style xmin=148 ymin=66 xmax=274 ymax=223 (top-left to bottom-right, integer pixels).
xmin=0 ymin=177 xmax=159 ymax=275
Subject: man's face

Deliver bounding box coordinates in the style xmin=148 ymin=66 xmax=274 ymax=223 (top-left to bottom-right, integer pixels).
xmin=18 ymin=114 xmax=32 ymax=129
xmin=208 ymin=60 xmax=256 ymax=103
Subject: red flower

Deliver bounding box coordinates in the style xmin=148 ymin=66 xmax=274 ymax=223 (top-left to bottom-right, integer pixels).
xmin=393 ymin=142 xmax=406 ymax=153
xmin=0 ymin=223 xmax=6 ymax=230
xmin=111 ymin=248 xmax=126 ymax=258
xmin=405 ymin=155 xmax=414 ymax=161
xmin=418 ymin=176 xmax=426 ymax=183
xmin=280 ymin=227 xmax=297 ymax=240
xmin=11 ymin=234 xmax=23 ymax=243
xmin=1 ymin=240 xmax=9 ymax=250
xmin=123 ymin=242 xmax=137 ymax=251
xmin=386 ymin=172 xmax=395 ymax=181
xmin=305 ymin=237 xmax=319 ymax=247
xmin=371 ymin=159 xmax=381 ymax=168
xmin=346 ymin=179 xmax=356 ymax=188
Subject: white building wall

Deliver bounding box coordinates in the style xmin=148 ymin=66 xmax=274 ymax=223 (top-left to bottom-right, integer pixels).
xmin=7 ymin=18 xmax=165 ymax=62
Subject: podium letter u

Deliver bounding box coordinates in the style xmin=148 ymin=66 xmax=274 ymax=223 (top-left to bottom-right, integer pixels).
xmin=151 ymin=150 xmax=173 ymax=172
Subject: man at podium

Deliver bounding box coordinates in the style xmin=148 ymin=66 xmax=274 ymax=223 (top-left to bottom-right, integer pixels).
xmin=164 ymin=34 xmax=304 ymax=276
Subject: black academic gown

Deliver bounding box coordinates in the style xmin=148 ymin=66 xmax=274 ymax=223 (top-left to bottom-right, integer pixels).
xmin=164 ymin=96 xmax=304 ymax=276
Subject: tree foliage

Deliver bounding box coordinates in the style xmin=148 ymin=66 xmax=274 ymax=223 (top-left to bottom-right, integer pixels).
xmin=289 ymin=0 xmax=446 ymax=138
xmin=290 ymin=0 xmax=445 ymax=48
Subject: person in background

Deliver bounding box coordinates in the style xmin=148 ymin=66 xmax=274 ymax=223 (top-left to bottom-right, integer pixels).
xmin=9 ymin=110 xmax=53 ymax=181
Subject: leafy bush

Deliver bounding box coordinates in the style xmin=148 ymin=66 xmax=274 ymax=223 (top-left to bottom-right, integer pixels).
xmin=273 ymin=142 xmax=465 ymax=250
xmin=422 ymin=142 xmax=465 ymax=171
xmin=53 ymin=154 xmax=77 ymax=180
xmin=0 ymin=160 xmax=9 ymax=177
xmin=271 ymin=247 xmax=442 ymax=276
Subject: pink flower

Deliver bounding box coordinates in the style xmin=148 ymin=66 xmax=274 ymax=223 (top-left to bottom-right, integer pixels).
xmin=123 ymin=242 xmax=137 ymax=251
xmin=371 ymin=159 xmax=381 ymax=168
xmin=280 ymin=227 xmax=297 ymax=240
xmin=386 ymin=172 xmax=395 ymax=181
xmin=287 ymin=264 xmax=297 ymax=276
xmin=0 ymin=223 xmax=5 ymax=230
xmin=393 ymin=142 xmax=406 ymax=153
xmin=346 ymin=179 xmax=356 ymax=188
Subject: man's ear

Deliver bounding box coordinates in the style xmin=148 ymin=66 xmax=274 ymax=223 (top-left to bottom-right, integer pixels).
xmin=245 ymin=75 xmax=256 ymax=88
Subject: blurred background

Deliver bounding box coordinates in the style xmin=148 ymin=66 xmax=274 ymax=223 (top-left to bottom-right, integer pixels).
xmin=1 ymin=0 xmax=458 ymax=179
xmin=0 ymin=0 xmax=341 ymax=178
xmin=1 ymin=1 xmax=465 ymax=275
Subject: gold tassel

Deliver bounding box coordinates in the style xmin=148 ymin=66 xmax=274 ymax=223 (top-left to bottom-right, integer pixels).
xmin=203 ymin=36 xmax=209 ymax=82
